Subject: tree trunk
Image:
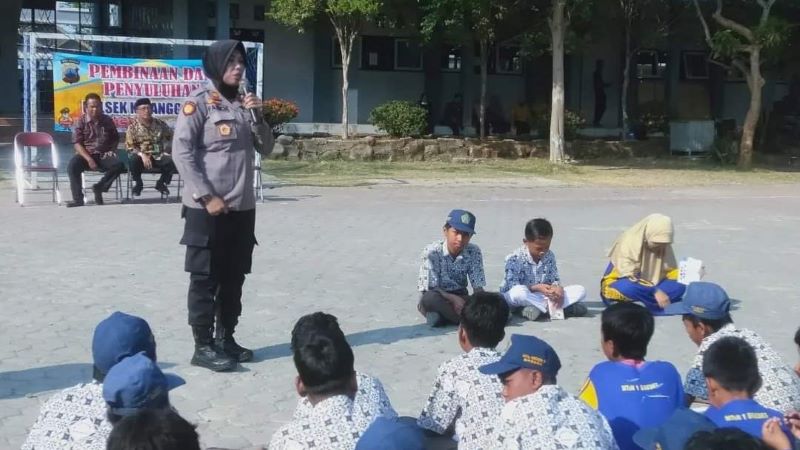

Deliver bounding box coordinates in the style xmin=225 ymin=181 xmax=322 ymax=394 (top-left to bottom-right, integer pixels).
xmin=738 ymin=49 xmax=763 ymax=170
xmin=338 ymin=32 xmax=355 ymax=140
xmin=549 ymin=0 xmax=567 ymax=163
xmin=621 ymin=24 xmax=632 ymax=140
xmin=479 ymin=39 xmax=488 ymax=139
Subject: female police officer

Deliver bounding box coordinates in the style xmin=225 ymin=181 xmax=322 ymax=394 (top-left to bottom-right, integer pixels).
xmin=172 ymin=40 xmax=273 ymax=372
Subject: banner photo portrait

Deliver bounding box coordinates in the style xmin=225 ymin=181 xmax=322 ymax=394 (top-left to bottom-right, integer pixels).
xmin=52 ymin=52 xmax=207 ymax=132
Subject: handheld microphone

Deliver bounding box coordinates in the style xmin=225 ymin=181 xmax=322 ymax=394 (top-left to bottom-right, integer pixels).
xmin=239 ymin=76 xmax=262 ymax=124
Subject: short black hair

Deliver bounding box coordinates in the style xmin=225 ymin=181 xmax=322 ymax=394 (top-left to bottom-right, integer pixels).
xmin=106 ymin=409 xmax=200 ymax=450
xmin=460 ymin=292 xmax=509 ymax=348
xmin=292 ymin=314 xmax=355 ymax=396
xmin=84 ymin=92 xmax=102 ymax=104
xmin=702 ymin=336 xmax=762 ymax=396
xmin=601 ymin=302 xmax=654 ymax=360
xmin=682 ymin=314 xmax=733 ymax=333
xmin=291 ymin=312 xmax=345 ymax=351
xmin=524 ymin=218 xmax=553 ymax=241
xmin=794 ymin=326 xmax=800 ymax=348
xmin=685 ymin=428 xmax=771 ymax=450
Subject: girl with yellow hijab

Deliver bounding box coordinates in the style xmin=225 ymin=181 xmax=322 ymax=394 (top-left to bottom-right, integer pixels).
xmin=600 ymin=214 xmax=685 ymax=313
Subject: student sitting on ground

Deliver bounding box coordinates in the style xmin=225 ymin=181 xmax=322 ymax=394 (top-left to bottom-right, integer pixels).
xmin=632 ymin=408 xmax=716 ymax=450
xmin=601 ymin=214 xmax=685 ymax=313
xmin=700 ymin=336 xmax=795 ymax=446
xmin=479 ymin=334 xmax=618 ymax=449
xmin=417 ymin=291 xmax=510 ymax=449
xmin=291 ymin=312 xmax=396 ymax=420
xmin=22 ymin=312 xmax=158 ymax=450
xmin=579 ymin=302 xmax=684 ymax=450
xmin=684 ymin=428 xmax=774 ymax=450
xmin=662 ymin=281 xmax=800 ymax=414
xmin=356 ymin=417 xmax=425 ymax=450
xmin=106 ymin=409 xmax=201 ymax=450
xmin=500 ymin=218 xmax=588 ymax=321
xmin=270 ymin=314 xmax=377 ymax=449
xmin=418 ymin=209 xmax=486 ymax=327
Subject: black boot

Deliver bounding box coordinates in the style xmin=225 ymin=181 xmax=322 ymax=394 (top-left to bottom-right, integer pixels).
xmin=218 ymin=324 xmax=253 ymax=362
xmin=132 ymin=181 xmax=143 ymax=196
xmin=191 ymin=326 xmax=236 ymax=372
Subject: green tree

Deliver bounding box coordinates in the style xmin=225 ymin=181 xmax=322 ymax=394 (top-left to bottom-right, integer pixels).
xmin=691 ymin=0 xmax=792 ymax=169
xmin=268 ymin=0 xmax=382 ymax=139
xmin=419 ymin=0 xmax=516 ymax=138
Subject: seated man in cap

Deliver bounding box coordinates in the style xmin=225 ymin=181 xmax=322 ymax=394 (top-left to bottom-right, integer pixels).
xmin=479 ymin=334 xmax=618 ymax=449
xmin=22 ymin=312 xmax=158 ymax=450
xmin=662 ymin=281 xmax=800 ymax=414
xmin=579 ymin=302 xmax=684 ymax=450
xmin=418 ymin=209 xmax=486 ymax=327
xmin=125 ymin=97 xmax=176 ymax=196
xmin=102 ymin=352 xmax=186 ymax=425
xmin=700 ymin=337 xmax=794 ymax=445
xmin=417 ymin=291 xmax=509 ymax=449
xmin=500 ymin=217 xmax=588 ymax=321
xmin=106 ymin=409 xmax=200 ymax=450
xmin=270 ymin=313 xmax=378 ymax=449
xmin=291 ymin=312 xmax=396 ymax=421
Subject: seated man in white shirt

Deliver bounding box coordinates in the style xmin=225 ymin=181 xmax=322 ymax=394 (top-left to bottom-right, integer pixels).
xmin=479 ymin=334 xmax=619 ymax=450
xmin=270 ymin=313 xmax=378 ymax=450
xmin=418 ymin=291 xmax=509 ymax=449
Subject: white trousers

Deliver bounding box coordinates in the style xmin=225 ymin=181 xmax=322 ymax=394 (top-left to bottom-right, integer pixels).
xmin=503 ymin=284 xmax=586 ymax=313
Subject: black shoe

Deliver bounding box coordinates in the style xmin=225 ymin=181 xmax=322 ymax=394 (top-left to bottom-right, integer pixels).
xmin=132 ymin=182 xmax=143 ymax=196
xmin=191 ymin=344 xmax=237 ymax=371
xmin=92 ymin=184 xmax=104 ymax=205
xmin=65 ymin=200 xmax=84 ymax=208
xmin=425 ymin=312 xmax=443 ymax=327
xmin=564 ymin=302 xmax=589 ymax=318
xmin=220 ymin=336 xmax=253 ymax=362
xmin=155 ymin=181 xmax=170 ymax=196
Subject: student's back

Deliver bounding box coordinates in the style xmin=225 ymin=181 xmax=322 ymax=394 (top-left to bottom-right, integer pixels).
xmin=581 ymin=360 xmax=683 ymax=449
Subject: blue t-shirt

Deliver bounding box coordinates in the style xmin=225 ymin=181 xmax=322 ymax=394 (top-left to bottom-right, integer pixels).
xmin=705 ymin=399 xmax=794 ymax=443
xmin=579 ymin=360 xmax=684 ymax=450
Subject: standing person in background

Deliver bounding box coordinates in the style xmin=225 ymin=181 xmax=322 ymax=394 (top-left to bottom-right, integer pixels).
xmin=172 ymin=39 xmax=274 ymax=372
xmin=593 ymin=59 xmax=610 ymax=127
xmin=126 ymin=97 xmax=175 ymax=196
xmin=65 ymin=92 xmax=123 ymax=207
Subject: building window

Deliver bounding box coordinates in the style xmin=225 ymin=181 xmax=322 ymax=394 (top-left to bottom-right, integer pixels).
xmin=636 ymin=49 xmax=666 ymax=79
xmin=207 ymin=2 xmax=215 ymax=18
xmin=395 ymin=38 xmax=422 ymax=70
xmin=230 ymin=3 xmax=239 ymax=20
xmin=361 ymin=36 xmax=394 ymax=71
xmin=108 ymin=1 xmax=122 ymax=28
xmin=683 ymin=51 xmax=709 ymax=80
xmin=254 ymin=5 xmax=265 ymax=21
xmin=496 ymin=44 xmax=522 ymax=74
xmin=441 ymin=45 xmax=462 ymax=72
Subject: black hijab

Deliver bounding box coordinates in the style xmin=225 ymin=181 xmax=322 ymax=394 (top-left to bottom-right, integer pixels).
xmin=202 ymin=40 xmax=246 ymax=100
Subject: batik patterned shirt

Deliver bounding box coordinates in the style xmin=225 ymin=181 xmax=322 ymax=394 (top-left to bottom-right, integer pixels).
xmin=684 ymin=324 xmax=800 ymax=414
xmin=269 ymin=395 xmax=376 ymax=450
xmin=483 ymin=385 xmax=619 ymax=450
xmin=125 ymin=116 xmax=173 ymax=157
xmin=293 ymin=372 xmax=396 ymax=421
xmin=499 ymin=247 xmax=560 ymax=293
xmin=418 ymin=347 xmax=504 ymax=449
xmin=418 ymin=240 xmax=486 ymax=293
xmin=21 ymin=382 xmax=111 ymax=450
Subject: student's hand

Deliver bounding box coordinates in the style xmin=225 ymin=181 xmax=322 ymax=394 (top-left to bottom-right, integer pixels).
xmin=530 ymin=284 xmax=549 ymax=294
xmin=84 ymin=156 xmax=98 ymax=170
xmin=762 ymin=417 xmax=791 ymax=450
xmin=786 ymin=411 xmax=800 ymax=439
xmin=654 ymin=289 xmax=671 ymax=308
xmin=205 ymin=196 xmax=228 ymax=216
xmin=141 ymin=153 xmax=153 ymax=170
xmin=450 ymin=295 xmax=466 ymax=316
xmin=794 ymin=362 xmax=800 ymax=378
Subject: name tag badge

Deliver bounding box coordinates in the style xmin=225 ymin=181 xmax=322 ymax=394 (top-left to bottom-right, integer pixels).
xmin=218 ymin=123 xmax=232 ymax=137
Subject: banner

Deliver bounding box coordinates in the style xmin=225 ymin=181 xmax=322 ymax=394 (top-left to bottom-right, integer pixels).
xmin=52 ymin=52 xmax=206 ymax=132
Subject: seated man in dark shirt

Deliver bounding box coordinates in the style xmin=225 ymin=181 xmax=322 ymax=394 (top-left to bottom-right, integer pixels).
xmin=66 ymin=93 xmax=124 ymax=207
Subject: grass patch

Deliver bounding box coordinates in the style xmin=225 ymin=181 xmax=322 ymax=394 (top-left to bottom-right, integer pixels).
xmin=263 ymin=158 xmax=800 ymax=187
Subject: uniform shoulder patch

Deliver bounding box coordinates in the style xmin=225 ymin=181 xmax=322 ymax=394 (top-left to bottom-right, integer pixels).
xmin=182 ymin=101 xmax=197 ymax=116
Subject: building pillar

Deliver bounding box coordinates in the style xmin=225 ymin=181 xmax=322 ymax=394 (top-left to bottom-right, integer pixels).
xmin=172 ymin=0 xmax=189 ymax=57
xmin=215 ymin=0 xmax=230 ymax=40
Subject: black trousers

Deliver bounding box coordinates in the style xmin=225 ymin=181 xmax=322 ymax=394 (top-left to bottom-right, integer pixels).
xmin=418 ymin=289 xmax=470 ymax=325
xmin=181 ymin=206 xmax=257 ymax=331
xmin=67 ymin=154 xmax=125 ymax=203
xmin=129 ymin=154 xmax=176 ymax=185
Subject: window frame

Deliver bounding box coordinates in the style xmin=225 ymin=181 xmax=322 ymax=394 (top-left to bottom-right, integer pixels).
xmin=394 ymin=38 xmax=423 ymax=71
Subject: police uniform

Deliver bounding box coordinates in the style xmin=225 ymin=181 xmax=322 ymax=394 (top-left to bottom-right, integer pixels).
xmin=172 ymin=40 xmax=273 ymax=372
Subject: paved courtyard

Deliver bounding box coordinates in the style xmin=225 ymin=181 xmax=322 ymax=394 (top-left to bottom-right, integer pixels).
xmin=1 ymin=180 xmax=799 ymax=448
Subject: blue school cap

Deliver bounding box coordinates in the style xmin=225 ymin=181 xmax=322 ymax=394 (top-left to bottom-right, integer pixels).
xmin=662 ymin=281 xmax=731 ymax=320
xmin=479 ymin=334 xmax=561 ymax=377
xmin=102 ymin=352 xmax=185 ymax=417
xmin=92 ymin=311 xmax=156 ymax=376
xmin=446 ymin=209 xmax=476 ymax=234
xmin=633 ymin=408 xmax=716 ymax=450
xmin=356 ymin=417 xmax=425 ymax=450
